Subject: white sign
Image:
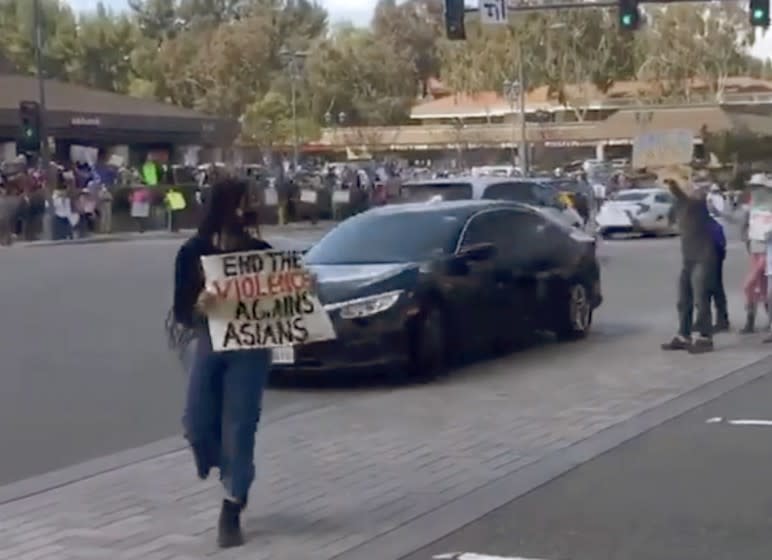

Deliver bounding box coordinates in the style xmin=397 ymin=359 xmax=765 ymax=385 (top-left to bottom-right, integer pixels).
xmin=632 ymin=129 xmax=693 ymax=169
xmin=200 ymin=249 xmax=336 ymax=352
xmin=748 ymin=186 xmax=772 ymax=242
xmin=479 ymin=0 xmax=508 ymax=25
xmin=332 ymin=190 xmax=350 ymax=204
xmin=263 ymin=187 xmax=278 ymax=206
xmin=300 ymin=189 xmax=318 ymax=204
xmin=71 ymin=117 xmax=101 ymax=127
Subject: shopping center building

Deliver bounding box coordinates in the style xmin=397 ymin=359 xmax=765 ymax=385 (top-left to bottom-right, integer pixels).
xmin=0 ymin=70 xmax=237 ymax=166
xmin=310 ymin=77 xmax=772 ymax=165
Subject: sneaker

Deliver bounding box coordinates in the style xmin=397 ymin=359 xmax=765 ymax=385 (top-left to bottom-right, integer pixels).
xmin=661 ymin=336 xmax=690 ymax=351
xmin=688 ymin=337 xmax=714 ymax=354
xmin=217 ymin=499 xmax=245 ymax=548
xmin=712 ymin=321 xmax=730 ymax=333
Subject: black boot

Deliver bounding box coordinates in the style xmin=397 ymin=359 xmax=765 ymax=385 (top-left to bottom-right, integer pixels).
xmin=217 ymin=499 xmax=245 ymax=548
xmin=740 ymin=306 xmax=756 ymax=334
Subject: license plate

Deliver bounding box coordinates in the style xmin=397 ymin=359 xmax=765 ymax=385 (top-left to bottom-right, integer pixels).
xmin=271 ymin=346 xmax=295 ymax=364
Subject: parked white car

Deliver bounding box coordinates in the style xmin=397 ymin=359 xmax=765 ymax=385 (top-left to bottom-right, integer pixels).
xmin=596 ymin=188 xmax=678 ymax=238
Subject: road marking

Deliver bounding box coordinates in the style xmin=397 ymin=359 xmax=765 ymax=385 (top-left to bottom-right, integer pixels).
xmin=433 ymin=554 xmax=549 ymax=560
xmin=705 ymin=417 xmax=772 ymax=426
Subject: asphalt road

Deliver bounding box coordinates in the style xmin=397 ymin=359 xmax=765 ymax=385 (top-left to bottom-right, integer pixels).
xmin=0 ymin=230 xmax=751 ymax=486
xmin=403 ymin=360 xmax=772 ymax=560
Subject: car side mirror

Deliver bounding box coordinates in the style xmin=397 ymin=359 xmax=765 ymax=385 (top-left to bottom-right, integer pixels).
xmin=458 ymin=242 xmax=496 ymax=262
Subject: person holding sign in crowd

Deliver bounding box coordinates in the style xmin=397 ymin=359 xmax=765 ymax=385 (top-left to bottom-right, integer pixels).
xmin=171 ymin=178 xmax=272 ymax=548
xmin=660 ymin=169 xmax=716 ymax=354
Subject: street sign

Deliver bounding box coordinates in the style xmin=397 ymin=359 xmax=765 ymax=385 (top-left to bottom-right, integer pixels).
xmin=632 ymin=129 xmax=693 ymax=169
xmin=479 ymin=0 xmax=508 ymax=24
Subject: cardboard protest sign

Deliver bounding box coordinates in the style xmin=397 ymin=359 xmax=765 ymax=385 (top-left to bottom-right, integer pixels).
xmin=632 ymin=129 xmax=694 ymax=170
xmin=656 ymin=164 xmax=693 ymax=195
xmin=200 ymin=249 xmax=336 ymax=352
xmin=748 ymin=185 xmax=772 ymax=242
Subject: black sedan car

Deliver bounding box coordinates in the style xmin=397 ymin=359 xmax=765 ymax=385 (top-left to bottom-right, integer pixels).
xmin=272 ymin=200 xmax=602 ymax=380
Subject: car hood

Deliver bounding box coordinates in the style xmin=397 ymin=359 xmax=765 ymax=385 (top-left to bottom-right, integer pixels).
xmin=306 ymin=262 xmax=419 ymax=305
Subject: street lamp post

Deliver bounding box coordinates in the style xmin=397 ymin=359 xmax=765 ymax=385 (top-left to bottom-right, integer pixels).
xmin=33 ymin=0 xmax=53 ymax=240
xmin=503 ymin=46 xmax=528 ymax=174
xmin=32 ymin=0 xmax=49 ymax=170
xmin=324 ymin=111 xmax=347 ymax=155
xmin=279 ymin=48 xmax=308 ymax=172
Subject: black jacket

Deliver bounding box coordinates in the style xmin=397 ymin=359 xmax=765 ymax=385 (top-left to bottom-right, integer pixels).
xmin=173 ymin=234 xmax=272 ymax=327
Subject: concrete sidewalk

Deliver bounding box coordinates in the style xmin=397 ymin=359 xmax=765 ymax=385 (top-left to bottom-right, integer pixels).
xmin=0 ymin=326 xmax=769 ymax=560
xmin=12 ymin=221 xmax=335 ymax=248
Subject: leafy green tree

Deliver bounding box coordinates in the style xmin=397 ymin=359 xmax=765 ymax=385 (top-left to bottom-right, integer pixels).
xmin=306 ymin=26 xmax=416 ymax=125
xmin=69 ymin=4 xmax=138 ymax=93
xmin=0 ymin=0 xmax=79 ymax=80
xmin=372 ymin=0 xmax=443 ymax=96
xmin=634 ymin=4 xmax=755 ymax=102
xmin=241 ymin=89 xmax=319 ymax=147
xmin=127 ymin=0 xmax=178 ymax=40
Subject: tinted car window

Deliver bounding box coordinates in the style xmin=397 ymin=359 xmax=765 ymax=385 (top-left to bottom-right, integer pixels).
xmin=403 ymin=182 xmax=473 ymax=202
xmin=482 ymin=182 xmax=541 ymax=204
xmin=461 ymin=209 xmax=549 ymax=263
xmin=461 ymin=211 xmax=508 ymax=247
xmin=654 ymin=193 xmax=673 ymax=204
xmin=304 ymin=210 xmax=465 ymax=265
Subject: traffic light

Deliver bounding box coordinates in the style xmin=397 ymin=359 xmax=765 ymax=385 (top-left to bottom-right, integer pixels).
xmin=618 ymin=0 xmax=640 ymax=31
xmin=444 ymin=0 xmax=466 ymax=41
xmin=18 ymin=100 xmax=41 ymax=154
xmin=750 ymin=0 xmax=770 ymax=27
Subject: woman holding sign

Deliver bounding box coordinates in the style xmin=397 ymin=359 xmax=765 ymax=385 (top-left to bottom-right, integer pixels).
xmin=172 ymin=178 xmax=271 ymax=548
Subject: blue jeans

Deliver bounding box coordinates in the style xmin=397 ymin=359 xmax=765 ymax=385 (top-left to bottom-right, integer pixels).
xmin=183 ymin=330 xmax=270 ymax=503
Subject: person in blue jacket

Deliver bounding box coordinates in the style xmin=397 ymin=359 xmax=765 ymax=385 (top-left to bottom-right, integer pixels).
xmin=172 ymin=177 xmax=272 ymax=548
xmin=707 ymin=212 xmax=730 ymax=332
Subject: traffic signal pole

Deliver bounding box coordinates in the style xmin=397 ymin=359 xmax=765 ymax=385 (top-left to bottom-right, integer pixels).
xmin=33 ymin=0 xmax=54 ymax=240
xmin=467 ymin=0 xmax=762 ymax=13
xmin=32 ymin=0 xmax=49 ymax=169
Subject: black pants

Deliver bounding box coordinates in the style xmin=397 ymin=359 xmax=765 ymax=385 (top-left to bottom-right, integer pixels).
xmin=678 ymin=259 xmax=714 ymax=339
xmin=708 ymin=254 xmax=728 ymax=326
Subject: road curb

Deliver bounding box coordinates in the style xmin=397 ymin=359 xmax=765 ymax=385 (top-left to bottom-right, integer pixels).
xmin=332 ymin=354 xmax=772 ymax=560
xmin=13 ymin=222 xmax=334 ymax=248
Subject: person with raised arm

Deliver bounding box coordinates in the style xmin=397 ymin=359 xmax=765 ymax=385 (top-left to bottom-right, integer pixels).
xmin=660 ymin=168 xmax=717 ymax=354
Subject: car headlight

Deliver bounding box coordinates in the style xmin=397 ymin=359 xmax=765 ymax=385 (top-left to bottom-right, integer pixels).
xmin=328 ymin=290 xmax=403 ymax=319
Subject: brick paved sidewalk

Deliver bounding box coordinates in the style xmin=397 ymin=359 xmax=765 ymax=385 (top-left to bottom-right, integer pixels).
xmin=0 ymin=320 xmax=768 ymax=560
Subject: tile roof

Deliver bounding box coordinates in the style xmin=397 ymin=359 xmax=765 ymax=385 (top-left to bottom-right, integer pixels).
xmin=319 ymin=107 xmax=772 ymax=148
xmin=411 ymin=77 xmax=772 ymax=119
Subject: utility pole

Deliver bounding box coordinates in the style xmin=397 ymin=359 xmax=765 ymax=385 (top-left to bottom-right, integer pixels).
xmin=279 ymin=48 xmax=308 ymax=173
xmin=33 ymin=0 xmax=53 ymax=240
xmin=33 ymin=0 xmax=49 ymax=170
xmin=503 ymin=46 xmax=528 ymax=175
xmin=517 ymin=45 xmax=528 ymax=174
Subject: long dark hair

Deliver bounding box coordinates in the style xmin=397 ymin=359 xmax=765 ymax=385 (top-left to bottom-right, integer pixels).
xmin=197 ymin=178 xmax=249 ymax=238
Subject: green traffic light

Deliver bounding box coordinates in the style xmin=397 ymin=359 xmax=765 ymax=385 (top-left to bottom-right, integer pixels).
xmin=753 ymin=8 xmax=766 ymax=21
xmin=621 ymin=13 xmax=633 ymax=26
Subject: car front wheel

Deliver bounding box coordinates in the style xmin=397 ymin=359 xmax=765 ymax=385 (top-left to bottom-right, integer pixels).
xmin=554 ymin=281 xmax=593 ymax=341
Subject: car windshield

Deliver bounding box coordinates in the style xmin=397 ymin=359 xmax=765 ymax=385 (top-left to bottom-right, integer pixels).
xmin=612 ymin=191 xmax=649 ymax=202
xmin=403 ymin=182 xmax=473 ymax=202
xmin=304 ymin=209 xmax=464 ymax=265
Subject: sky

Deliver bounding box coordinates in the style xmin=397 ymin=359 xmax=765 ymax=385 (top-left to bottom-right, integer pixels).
xmin=66 ymin=0 xmax=772 ymax=60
